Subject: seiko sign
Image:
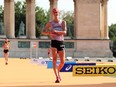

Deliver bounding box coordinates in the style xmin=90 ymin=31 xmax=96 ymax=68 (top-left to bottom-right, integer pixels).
xmin=73 ymin=65 xmax=116 ymax=76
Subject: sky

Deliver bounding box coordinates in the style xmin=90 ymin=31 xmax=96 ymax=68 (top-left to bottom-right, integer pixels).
xmin=0 ymin=0 xmax=116 ymax=26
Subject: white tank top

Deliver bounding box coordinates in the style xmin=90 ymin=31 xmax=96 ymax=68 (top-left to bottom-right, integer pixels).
xmin=50 ymin=20 xmax=64 ymax=41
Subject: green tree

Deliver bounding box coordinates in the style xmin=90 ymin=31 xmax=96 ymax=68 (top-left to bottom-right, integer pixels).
xmin=61 ymin=10 xmax=74 ymax=38
xmin=35 ymin=6 xmax=49 ymax=38
xmin=112 ymin=37 xmax=116 ymax=51
xmin=109 ymin=24 xmax=116 ymax=39
xmin=15 ymin=1 xmax=49 ymax=38
xmin=109 ymin=24 xmax=116 ymax=56
xmin=0 ymin=5 xmax=4 ymax=21
xmin=15 ymin=1 xmax=26 ymax=37
xmin=1 ymin=2 xmax=75 ymax=39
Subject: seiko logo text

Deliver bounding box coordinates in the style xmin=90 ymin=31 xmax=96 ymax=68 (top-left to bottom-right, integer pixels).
xmin=73 ymin=65 xmax=116 ymax=76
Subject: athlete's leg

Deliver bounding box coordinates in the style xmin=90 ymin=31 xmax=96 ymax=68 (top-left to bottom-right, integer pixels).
xmin=6 ymin=52 xmax=9 ymax=64
xmin=57 ymin=50 xmax=65 ymax=81
xmin=4 ymin=52 xmax=8 ymax=65
xmin=51 ymin=47 xmax=58 ymax=80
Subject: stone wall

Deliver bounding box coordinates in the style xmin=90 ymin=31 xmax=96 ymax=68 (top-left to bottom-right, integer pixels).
xmin=0 ymin=39 xmax=113 ymax=58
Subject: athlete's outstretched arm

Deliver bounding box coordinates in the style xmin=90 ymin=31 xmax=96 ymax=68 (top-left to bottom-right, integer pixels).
xmin=42 ymin=22 xmax=51 ymax=35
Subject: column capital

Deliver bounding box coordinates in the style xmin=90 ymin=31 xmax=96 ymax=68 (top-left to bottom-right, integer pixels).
xmin=74 ymin=0 xmax=100 ymax=4
xmin=49 ymin=0 xmax=58 ymax=2
xmin=49 ymin=0 xmax=53 ymax=2
xmin=4 ymin=0 xmax=9 ymax=2
xmin=101 ymin=0 xmax=108 ymax=2
xmin=10 ymin=0 xmax=14 ymax=2
xmin=5 ymin=0 xmax=14 ymax=2
xmin=101 ymin=0 xmax=108 ymax=5
xmin=26 ymin=0 xmax=35 ymax=3
xmin=73 ymin=0 xmax=77 ymax=3
xmin=49 ymin=0 xmax=58 ymax=5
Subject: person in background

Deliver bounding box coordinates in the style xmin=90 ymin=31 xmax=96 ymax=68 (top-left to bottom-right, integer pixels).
xmin=42 ymin=8 xmax=67 ymax=83
xmin=48 ymin=47 xmax=51 ymax=59
xmin=2 ymin=38 xmax=10 ymax=65
xmin=48 ymin=47 xmax=53 ymax=60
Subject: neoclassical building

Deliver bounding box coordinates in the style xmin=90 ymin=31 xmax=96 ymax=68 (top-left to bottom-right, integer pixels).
xmin=0 ymin=0 xmax=113 ymax=58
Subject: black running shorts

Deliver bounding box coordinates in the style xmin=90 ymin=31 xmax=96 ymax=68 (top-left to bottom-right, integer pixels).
xmin=51 ymin=40 xmax=65 ymax=51
xmin=4 ymin=49 xmax=9 ymax=53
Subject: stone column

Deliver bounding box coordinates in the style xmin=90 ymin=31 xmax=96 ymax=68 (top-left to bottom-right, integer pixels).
xmin=4 ymin=0 xmax=15 ymax=38
xmin=49 ymin=0 xmax=58 ymax=21
xmin=73 ymin=0 xmax=78 ymax=39
xmin=26 ymin=0 xmax=36 ymax=39
xmin=73 ymin=0 xmax=78 ymax=52
xmin=75 ymin=0 xmax=101 ymax=39
xmin=101 ymin=0 xmax=108 ymax=39
xmin=73 ymin=0 xmax=112 ymax=58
